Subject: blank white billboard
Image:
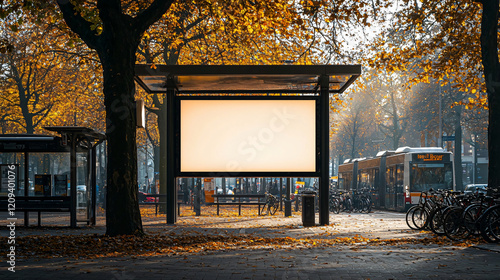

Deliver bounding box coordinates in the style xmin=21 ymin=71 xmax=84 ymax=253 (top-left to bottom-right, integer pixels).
xmin=180 ymin=100 xmax=316 ymax=173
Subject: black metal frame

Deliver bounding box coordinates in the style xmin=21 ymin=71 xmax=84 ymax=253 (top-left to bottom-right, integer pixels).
xmin=174 ymin=95 xmax=321 ymax=178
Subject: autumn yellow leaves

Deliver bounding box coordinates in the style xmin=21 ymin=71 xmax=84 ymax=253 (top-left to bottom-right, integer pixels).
xmin=0 ymin=206 xmax=483 ymax=261
xmin=7 ymin=226 xmax=477 ymax=261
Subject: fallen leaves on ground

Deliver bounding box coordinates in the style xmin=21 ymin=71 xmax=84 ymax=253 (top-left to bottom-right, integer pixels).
xmin=1 ymin=205 xmax=486 ymax=261
xmin=1 ymin=232 xmax=482 ymax=261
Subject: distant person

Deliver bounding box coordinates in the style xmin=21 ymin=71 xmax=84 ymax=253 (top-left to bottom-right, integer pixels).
xmin=233 ymin=187 xmax=239 ymax=201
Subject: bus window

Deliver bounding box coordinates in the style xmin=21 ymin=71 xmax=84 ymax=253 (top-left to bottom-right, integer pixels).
xmin=359 ymin=169 xmax=377 ymax=191
xmin=340 ymin=172 xmax=352 ymax=191
xmin=410 ymin=163 xmax=453 ymax=192
xmin=396 ymin=164 xmax=404 ymax=193
xmin=386 ymin=167 xmax=395 ymax=193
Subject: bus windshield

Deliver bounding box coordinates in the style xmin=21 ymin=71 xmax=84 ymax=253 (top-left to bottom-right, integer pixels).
xmin=410 ymin=163 xmax=453 ymax=192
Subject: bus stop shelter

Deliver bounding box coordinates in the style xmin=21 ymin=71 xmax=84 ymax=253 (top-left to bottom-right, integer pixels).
xmin=0 ymin=126 xmax=105 ymax=227
xmin=134 ymin=64 xmax=361 ymax=225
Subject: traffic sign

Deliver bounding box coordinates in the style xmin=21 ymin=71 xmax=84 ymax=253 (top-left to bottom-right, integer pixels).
xmin=442 ymin=136 xmax=455 ymax=141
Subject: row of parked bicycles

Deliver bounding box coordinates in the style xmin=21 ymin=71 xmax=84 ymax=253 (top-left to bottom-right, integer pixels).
xmin=329 ymin=189 xmax=372 ymax=214
xmin=406 ymin=188 xmax=500 ymax=242
xmin=260 ymin=189 xmax=374 ymax=215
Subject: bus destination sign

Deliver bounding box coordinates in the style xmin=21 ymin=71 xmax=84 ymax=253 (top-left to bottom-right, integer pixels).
xmin=413 ymin=153 xmax=448 ymax=162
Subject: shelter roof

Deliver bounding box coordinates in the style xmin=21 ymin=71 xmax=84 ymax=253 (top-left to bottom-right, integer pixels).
xmin=0 ymin=127 xmax=105 ymax=152
xmin=134 ymin=64 xmax=361 ymax=94
xmin=44 ymin=126 xmax=106 ymax=142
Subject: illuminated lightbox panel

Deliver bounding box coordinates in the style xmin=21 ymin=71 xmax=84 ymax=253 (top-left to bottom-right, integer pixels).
xmin=180 ymin=100 xmax=316 ymax=173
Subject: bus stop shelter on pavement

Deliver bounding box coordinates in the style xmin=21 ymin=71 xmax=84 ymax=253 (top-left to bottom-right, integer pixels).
xmin=0 ymin=126 xmax=105 ymax=227
xmin=134 ymin=64 xmax=361 ymax=225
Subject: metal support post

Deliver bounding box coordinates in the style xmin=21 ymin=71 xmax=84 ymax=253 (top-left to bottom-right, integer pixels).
xmin=91 ymin=146 xmax=97 ymax=225
xmin=24 ymin=152 xmax=29 ymax=226
xmin=279 ymin=177 xmax=283 ymax=210
xmin=319 ymin=75 xmax=330 ymax=226
xmin=167 ymin=88 xmax=177 ymax=224
xmin=284 ymin=177 xmax=292 ymax=217
xmin=194 ymin=178 xmax=201 ymax=216
xmin=159 ymin=97 xmax=167 ymax=214
xmin=70 ymin=135 xmax=77 ymax=228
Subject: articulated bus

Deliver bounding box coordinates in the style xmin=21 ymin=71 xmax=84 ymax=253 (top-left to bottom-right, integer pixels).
xmin=337 ymin=147 xmax=454 ymax=212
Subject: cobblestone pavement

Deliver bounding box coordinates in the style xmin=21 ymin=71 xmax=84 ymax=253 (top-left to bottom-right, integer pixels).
xmin=2 ymin=209 xmax=500 ymax=279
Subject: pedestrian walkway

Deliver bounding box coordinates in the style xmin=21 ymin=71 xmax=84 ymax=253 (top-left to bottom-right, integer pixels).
xmin=2 ymin=207 xmax=499 ymax=279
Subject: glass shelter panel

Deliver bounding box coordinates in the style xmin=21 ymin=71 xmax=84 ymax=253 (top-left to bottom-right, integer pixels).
xmin=0 ymin=153 xmax=25 ymax=196
xmin=28 ymin=153 xmax=70 ymax=197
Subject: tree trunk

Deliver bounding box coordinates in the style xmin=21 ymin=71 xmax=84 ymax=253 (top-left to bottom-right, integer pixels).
xmin=478 ymin=0 xmax=500 ymax=190
xmin=350 ymin=122 xmax=357 ymax=159
xmin=99 ymin=29 xmax=143 ymax=236
xmin=56 ymin=0 xmax=175 ymax=235
xmin=10 ymin=59 xmax=35 ymax=134
xmin=391 ymin=92 xmax=400 ymax=150
xmin=488 ymin=81 xmax=500 ymax=190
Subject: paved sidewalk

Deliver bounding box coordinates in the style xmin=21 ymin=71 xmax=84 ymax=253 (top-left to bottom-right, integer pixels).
xmin=4 ymin=240 xmax=500 ymax=280
xmin=2 ymin=210 xmax=500 ymax=279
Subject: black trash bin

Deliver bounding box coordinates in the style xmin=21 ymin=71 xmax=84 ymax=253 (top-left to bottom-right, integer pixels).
xmin=301 ymin=191 xmax=316 ymax=227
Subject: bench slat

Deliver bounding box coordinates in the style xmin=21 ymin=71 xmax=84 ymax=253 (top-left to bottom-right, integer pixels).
xmin=0 ymin=196 xmax=73 ymax=226
xmin=214 ymin=202 xmax=266 ymax=205
xmin=212 ymin=194 xmax=267 ymax=216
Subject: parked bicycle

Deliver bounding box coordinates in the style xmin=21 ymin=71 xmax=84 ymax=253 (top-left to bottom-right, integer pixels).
xmin=352 ymin=189 xmax=372 ymax=213
xmin=261 ymin=192 xmax=279 ymax=215
xmin=405 ymin=187 xmax=500 ymax=243
xmin=329 ymin=189 xmax=372 ymax=214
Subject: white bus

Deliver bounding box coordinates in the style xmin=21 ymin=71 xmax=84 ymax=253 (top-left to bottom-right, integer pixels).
xmin=338 ymin=147 xmax=454 ymax=211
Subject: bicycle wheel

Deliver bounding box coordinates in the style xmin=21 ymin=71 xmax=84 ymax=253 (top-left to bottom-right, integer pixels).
xmin=486 ymin=207 xmax=500 ymax=242
xmin=261 ymin=203 xmax=270 ymax=215
xmin=352 ymin=198 xmax=360 ymax=213
xmin=329 ymin=198 xmax=337 ymax=213
xmin=429 ymin=206 xmax=448 ymax=236
xmin=329 ymin=198 xmax=335 ymax=213
xmin=480 ymin=205 xmax=500 ymax=243
xmin=344 ymin=198 xmax=353 ymax=213
xmin=443 ymin=207 xmax=470 ymax=241
xmin=463 ymin=203 xmax=484 ymax=236
xmin=333 ymin=199 xmax=340 ymax=214
xmin=412 ymin=207 xmax=429 ymax=229
xmin=406 ymin=205 xmax=421 ymax=230
xmin=270 ymin=200 xmax=279 ymax=215
xmin=330 ymin=198 xmax=341 ymax=214
xmin=362 ymin=198 xmax=372 ymax=213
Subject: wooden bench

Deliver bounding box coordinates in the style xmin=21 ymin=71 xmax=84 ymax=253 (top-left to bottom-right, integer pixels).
xmin=138 ymin=194 xmax=184 ymax=216
xmin=212 ymin=194 xmax=266 ymax=216
xmin=0 ymin=196 xmax=71 ymax=226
